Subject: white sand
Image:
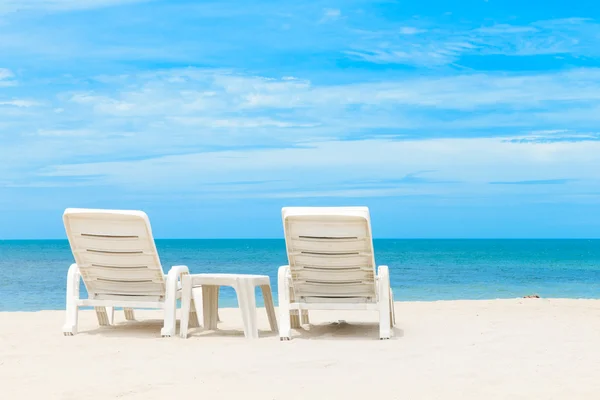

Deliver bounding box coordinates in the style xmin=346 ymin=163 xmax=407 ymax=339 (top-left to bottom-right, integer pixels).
xmin=1 ymin=299 xmax=599 ymax=399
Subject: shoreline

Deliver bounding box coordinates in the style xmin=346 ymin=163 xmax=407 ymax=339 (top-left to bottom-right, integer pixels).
xmin=2 ymin=296 xmax=600 ymax=313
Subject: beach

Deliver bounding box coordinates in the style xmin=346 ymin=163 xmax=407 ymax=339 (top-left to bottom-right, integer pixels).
xmin=1 ymin=299 xmax=599 ymax=399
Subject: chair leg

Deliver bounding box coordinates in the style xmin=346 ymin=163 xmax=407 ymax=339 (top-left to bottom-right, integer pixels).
xmin=291 ymin=310 xmax=308 ymax=327
xmin=289 ymin=286 xmax=302 ymax=329
xmin=389 ymin=289 xmax=396 ymax=327
xmin=124 ymin=308 xmax=135 ymax=321
xmin=278 ymin=265 xmax=292 ymax=340
xmin=261 ymin=284 xmax=278 ymax=332
xmin=202 ymin=285 xmax=219 ymax=330
xmin=301 ymin=310 xmax=309 ymax=325
xmin=95 ymin=307 xmax=112 ymax=326
xmin=161 ymin=267 xmax=180 ymax=337
xmin=63 ymin=264 xmax=80 ymax=336
xmin=290 ymin=311 xmax=301 ymax=329
xmin=236 ymin=280 xmax=259 ymax=339
xmin=377 ymin=265 xmax=392 ymax=340
xmin=180 ymin=275 xmax=192 ymax=338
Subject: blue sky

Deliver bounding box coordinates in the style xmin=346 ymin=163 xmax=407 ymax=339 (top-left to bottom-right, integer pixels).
xmin=1 ymin=0 xmax=600 ymax=239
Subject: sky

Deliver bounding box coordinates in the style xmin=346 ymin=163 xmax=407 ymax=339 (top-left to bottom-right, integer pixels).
xmin=1 ymin=0 xmax=600 ymax=239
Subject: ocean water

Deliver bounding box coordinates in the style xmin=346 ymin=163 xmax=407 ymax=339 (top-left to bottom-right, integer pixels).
xmin=0 ymin=239 xmax=599 ymax=311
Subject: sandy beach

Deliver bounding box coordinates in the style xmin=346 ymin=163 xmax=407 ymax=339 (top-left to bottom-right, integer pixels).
xmin=1 ymin=299 xmax=599 ymax=399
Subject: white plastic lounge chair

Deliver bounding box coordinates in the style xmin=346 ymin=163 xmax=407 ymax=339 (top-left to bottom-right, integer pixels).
xmin=278 ymin=207 xmax=396 ymax=340
xmin=62 ymin=208 xmax=200 ymax=337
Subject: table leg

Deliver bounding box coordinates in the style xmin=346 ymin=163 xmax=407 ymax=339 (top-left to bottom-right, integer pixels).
xmin=202 ymin=285 xmax=219 ymax=330
xmin=189 ymin=287 xmax=201 ymax=328
xmin=260 ymin=284 xmax=278 ymax=332
xmin=236 ymin=280 xmax=258 ymax=339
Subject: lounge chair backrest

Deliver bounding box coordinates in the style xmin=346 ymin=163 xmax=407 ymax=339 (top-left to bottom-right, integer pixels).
xmin=282 ymin=207 xmax=377 ymax=302
xmin=63 ymin=208 xmax=166 ymax=301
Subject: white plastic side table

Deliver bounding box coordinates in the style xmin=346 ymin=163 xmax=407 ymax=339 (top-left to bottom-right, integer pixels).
xmin=180 ymin=273 xmax=278 ymax=339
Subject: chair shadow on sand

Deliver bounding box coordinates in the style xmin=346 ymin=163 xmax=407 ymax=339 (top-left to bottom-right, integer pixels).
xmin=183 ymin=319 xmax=403 ymax=340
xmin=80 ymin=318 xmax=180 ymax=339
xmin=285 ymin=320 xmax=404 ymax=341
xmin=80 ymin=318 xmax=403 ymax=341
xmin=79 ymin=315 xmax=279 ymax=339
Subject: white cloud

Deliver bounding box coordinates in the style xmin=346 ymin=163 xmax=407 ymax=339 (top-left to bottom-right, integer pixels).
xmin=0 ymin=68 xmax=13 ymax=80
xmin=36 ymin=137 xmax=600 ymax=200
xmin=324 ymin=8 xmax=340 ymax=17
xmin=232 ymin=68 xmax=600 ymax=112
xmin=62 ymin=68 xmax=600 ymax=115
xmin=506 ymin=129 xmax=600 ymax=143
xmin=37 ymin=129 xmax=94 ymax=137
xmin=169 ymin=116 xmax=319 ymax=129
xmin=0 ymin=68 xmax=16 ymax=86
xmin=0 ymin=100 xmax=40 ymax=107
xmin=320 ymin=8 xmax=341 ymax=23
xmin=399 ymin=27 xmax=426 ymax=35
xmin=4 ymin=67 xmax=600 ymax=198
xmin=475 ymin=24 xmax=538 ymax=34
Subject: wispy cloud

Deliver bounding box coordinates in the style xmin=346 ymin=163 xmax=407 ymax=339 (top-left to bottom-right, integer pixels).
xmin=490 ymin=179 xmax=576 ymax=185
xmin=5 ymin=67 xmax=600 ymax=183
xmin=399 ymin=27 xmax=427 ymax=35
xmin=475 ymin=24 xmax=538 ymax=35
xmin=0 ymin=68 xmax=16 ymax=87
xmin=30 ymin=137 xmax=599 ymax=201
xmin=5 ymin=63 xmax=596 ymax=202
xmin=333 ymin=171 xmax=461 ymax=191
xmin=36 ymin=129 xmax=96 ymax=137
xmin=1 ymin=3 xmax=596 ymax=76
xmin=231 ymin=68 xmax=600 ymax=112
xmin=0 ymin=68 xmax=13 ymax=80
xmin=0 ymin=100 xmax=40 ymax=107
xmin=504 ymin=130 xmax=600 ymax=143
xmin=348 ymin=18 xmax=600 ymax=66
xmin=320 ymin=8 xmax=341 ymax=23
xmin=0 ymin=0 xmax=148 ymax=14
xmin=8 ymin=66 xmax=593 ymax=164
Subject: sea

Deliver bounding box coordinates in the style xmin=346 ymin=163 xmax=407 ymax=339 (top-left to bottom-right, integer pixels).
xmin=1 ymin=239 xmax=599 ymax=311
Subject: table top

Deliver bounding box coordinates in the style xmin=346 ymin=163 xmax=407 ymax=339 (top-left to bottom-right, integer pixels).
xmin=185 ymin=273 xmax=271 ymax=286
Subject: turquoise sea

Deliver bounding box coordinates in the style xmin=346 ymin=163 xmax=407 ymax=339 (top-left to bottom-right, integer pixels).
xmin=0 ymin=239 xmax=599 ymax=311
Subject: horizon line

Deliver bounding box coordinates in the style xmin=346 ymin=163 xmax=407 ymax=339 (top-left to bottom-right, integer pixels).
xmin=2 ymin=238 xmax=600 ymax=241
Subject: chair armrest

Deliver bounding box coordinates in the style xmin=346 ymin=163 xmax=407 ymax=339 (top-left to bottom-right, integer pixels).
xmin=278 ymin=265 xmax=291 ymax=278
xmin=377 ymin=265 xmax=389 ymax=279
xmin=376 ymin=265 xmax=390 ymax=298
xmin=165 ymin=265 xmax=190 ymax=283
